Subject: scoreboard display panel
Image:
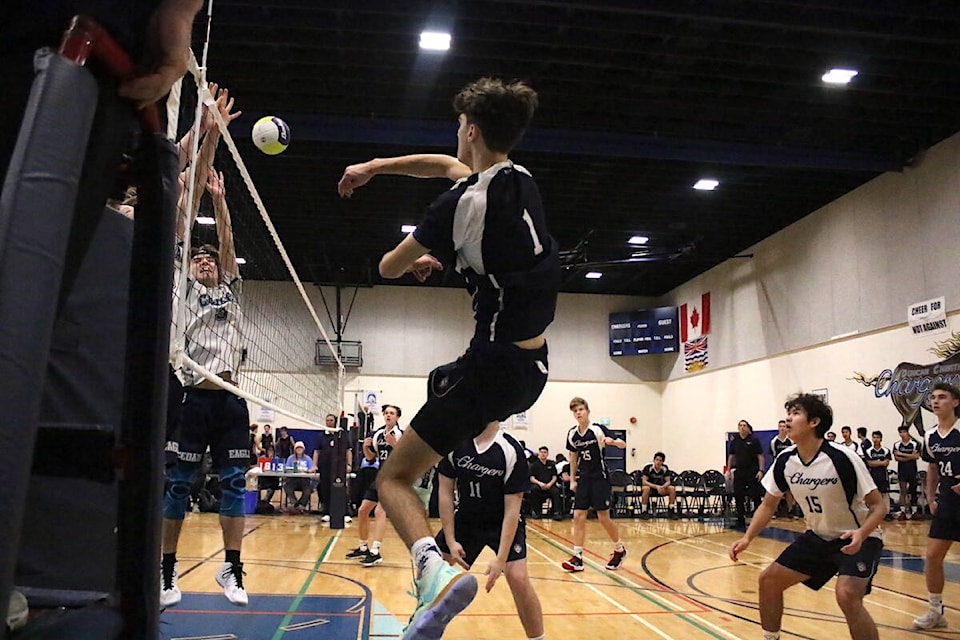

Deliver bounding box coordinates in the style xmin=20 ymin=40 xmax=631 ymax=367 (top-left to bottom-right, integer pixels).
xmin=609 ymin=307 xmax=679 ymax=356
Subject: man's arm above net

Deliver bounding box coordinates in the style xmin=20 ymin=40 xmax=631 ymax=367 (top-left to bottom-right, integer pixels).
xmin=206 ymin=168 xmax=239 ymax=279
xmin=337 ymin=154 xmax=471 ymax=197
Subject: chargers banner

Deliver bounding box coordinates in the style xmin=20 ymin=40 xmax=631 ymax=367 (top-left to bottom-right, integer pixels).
xmin=681 ymin=292 xmax=711 ymax=372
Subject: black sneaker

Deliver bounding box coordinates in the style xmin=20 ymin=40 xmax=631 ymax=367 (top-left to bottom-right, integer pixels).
xmin=360 ymin=551 xmax=383 ymax=567
xmin=345 ymin=546 xmax=368 ymax=559
xmin=606 ymin=547 xmax=627 ymax=570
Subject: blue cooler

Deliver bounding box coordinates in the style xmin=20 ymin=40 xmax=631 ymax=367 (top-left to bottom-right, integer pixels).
xmin=244 ymin=489 xmax=258 ymax=514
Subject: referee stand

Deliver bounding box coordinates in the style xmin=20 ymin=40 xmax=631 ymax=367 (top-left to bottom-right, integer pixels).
xmin=0 ymin=16 xmax=176 ymax=639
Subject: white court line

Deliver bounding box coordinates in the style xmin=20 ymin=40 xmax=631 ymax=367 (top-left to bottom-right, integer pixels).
xmin=639 ymin=523 xmax=921 ymax=621
xmin=319 ymin=528 xmax=343 ymax=563
xmin=526 ymin=542 xmax=677 ymax=640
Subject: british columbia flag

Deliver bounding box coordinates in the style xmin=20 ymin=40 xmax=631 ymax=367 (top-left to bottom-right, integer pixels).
xmin=684 ymin=336 xmax=709 ymax=372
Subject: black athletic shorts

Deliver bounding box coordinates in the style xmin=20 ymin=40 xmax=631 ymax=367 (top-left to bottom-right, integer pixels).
xmin=776 ymin=529 xmax=883 ymax=593
xmin=435 ymin=517 xmax=527 ymax=566
xmin=165 ymin=367 xmax=183 ymax=467
xmin=410 ymin=342 xmax=548 ymax=456
xmin=930 ymin=497 xmax=960 ymax=541
xmin=573 ymin=475 xmax=612 ymax=512
xmin=176 ymin=387 xmax=250 ymax=469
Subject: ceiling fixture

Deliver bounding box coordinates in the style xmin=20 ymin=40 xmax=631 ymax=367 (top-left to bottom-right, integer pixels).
xmin=628 ymin=235 xmax=649 ymax=245
xmin=693 ymin=179 xmax=719 ymax=191
xmin=401 ymin=224 xmax=417 ymax=233
xmin=419 ymin=31 xmax=451 ymax=51
xmin=585 ymin=271 xmax=603 ymax=279
xmin=235 ymin=257 xmax=247 ymax=264
xmin=195 ymin=216 xmax=215 ymax=225
xmin=822 ymin=68 xmax=858 ymax=85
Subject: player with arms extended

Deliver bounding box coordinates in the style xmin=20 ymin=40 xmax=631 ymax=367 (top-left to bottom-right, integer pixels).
xmin=337 ymin=77 xmax=559 ymax=639
xmin=730 ymin=393 xmax=886 ymax=640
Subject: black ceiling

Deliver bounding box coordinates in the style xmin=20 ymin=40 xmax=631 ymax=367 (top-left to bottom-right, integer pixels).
xmin=196 ymin=0 xmax=960 ymax=296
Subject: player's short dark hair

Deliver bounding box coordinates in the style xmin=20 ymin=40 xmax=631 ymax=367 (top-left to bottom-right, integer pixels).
xmin=933 ymin=382 xmax=960 ymax=416
xmin=738 ymin=419 xmax=753 ymax=433
xmin=382 ymin=404 xmax=401 ymax=417
xmin=841 ymin=425 xmax=851 ymax=433
xmin=453 ymin=77 xmax=538 ymax=153
xmin=897 ymin=425 xmax=909 ymax=432
xmin=654 ymin=451 xmax=665 ymax=462
xmin=872 ymin=430 xmax=883 ymax=438
xmin=569 ymin=396 xmax=589 ymax=411
xmin=777 ymin=420 xmax=786 ymax=426
xmin=784 ymin=393 xmax=833 ymax=437
xmin=856 ymin=427 xmax=867 ymax=437
xmin=539 ymin=446 xmax=549 ymax=452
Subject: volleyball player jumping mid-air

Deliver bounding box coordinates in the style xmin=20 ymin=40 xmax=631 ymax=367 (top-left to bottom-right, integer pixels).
xmin=338 ymin=77 xmax=560 ymax=640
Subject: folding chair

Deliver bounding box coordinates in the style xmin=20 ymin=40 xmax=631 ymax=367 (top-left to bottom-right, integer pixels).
xmin=702 ymin=469 xmax=730 ymax=517
xmin=677 ymin=470 xmax=706 ymax=518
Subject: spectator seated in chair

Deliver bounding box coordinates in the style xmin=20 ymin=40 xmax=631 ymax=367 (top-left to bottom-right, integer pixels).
xmin=640 ymin=452 xmax=678 ymax=518
xmin=528 ymin=446 xmax=563 ymax=520
xmin=284 ymin=441 xmax=315 ymax=510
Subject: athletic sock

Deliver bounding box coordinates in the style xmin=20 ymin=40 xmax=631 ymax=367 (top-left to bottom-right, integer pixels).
xmin=573 ymin=546 xmax=583 ymax=559
xmin=762 ymin=631 xmax=780 ymax=640
xmin=528 ymin=635 xmax=545 ymax=640
xmin=411 ymin=537 xmax=443 ymax=577
xmin=358 ymin=541 xmax=369 ymax=552
xmin=930 ymin=593 xmax=943 ymax=612
xmin=614 ymin=540 xmax=624 ymax=552
xmin=162 ymin=553 xmax=176 ymax=572
xmin=371 ymin=541 xmax=381 ymax=554
xmin=225 ymin=549 xmax=241 ymax=566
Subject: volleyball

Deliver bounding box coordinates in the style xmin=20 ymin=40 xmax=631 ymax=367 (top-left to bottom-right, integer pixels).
xmin=251 ymin=116 xmax=290 ymax=155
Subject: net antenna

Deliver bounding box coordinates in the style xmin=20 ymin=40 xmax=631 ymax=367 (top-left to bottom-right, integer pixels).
xmin=165 ymin=42 xmax=345 ymax=432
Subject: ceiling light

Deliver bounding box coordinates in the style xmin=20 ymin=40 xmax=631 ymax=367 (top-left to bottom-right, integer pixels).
xmin=693 ymin=179 xmax=719 ymax=191
xmin=195 ymin=216 xmax=215 ymax=225
xmin=235 ymin=257 xmax=247 ymax=264
xmin=822 ymin=68 xmax=858 ymax=85
xmin=628 ymin=235 xmax=649 ymax=245
xmin=401 ymin=224 xmax=417 ymax=233
xmin=585 ymin=271 xmax=603 ymax=279
xmin=419 ymin=31 xmax=451 ymax=51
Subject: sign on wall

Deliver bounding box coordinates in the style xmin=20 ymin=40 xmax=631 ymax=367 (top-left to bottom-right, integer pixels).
xmin=908 ymin=296 xmax=948 ymax=337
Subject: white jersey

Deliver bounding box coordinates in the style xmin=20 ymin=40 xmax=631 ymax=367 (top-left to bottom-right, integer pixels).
xmin=763 ymin=440 xmax=880 ymax=541
xmin=173 ymin=250 xmax=243 ymax=387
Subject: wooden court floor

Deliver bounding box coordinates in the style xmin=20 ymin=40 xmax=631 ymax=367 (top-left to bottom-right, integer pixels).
xmin=161 ymin=512 xmax=960 ymax=639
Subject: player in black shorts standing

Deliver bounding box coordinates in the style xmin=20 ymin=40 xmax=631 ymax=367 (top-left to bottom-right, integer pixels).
xmin=345 ymin=405 xmax=403 ymax=567
xmin=436 ymin=421 xmax=545 ymax=640
xmin=892 ymin=425 xmax=921 ymax=520
xmin=337 ymin=77 xmax=559 ymax=640
xmin=562 ymin=397 xmax=627 ymax=572
xmin=730 ymin=393 xmax=886 ymax=640
xmin=913 ymin=382 xmax=960 ymax=630
xmin=863 ymin=430 xmax=892 ymax=521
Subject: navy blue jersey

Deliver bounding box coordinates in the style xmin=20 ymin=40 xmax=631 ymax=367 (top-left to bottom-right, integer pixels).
xmin=566 ymin=423 xmax=615 ymax=480
xmin=922 ymin=425 xmax=960 ymax=502
xmin=641 ymin=463 xmax=672 ymax=486
xmin=438 ymin=431 xmax=527 ymax=524
xmin=893 ymin=438 xmax=921 ymax=475
xmin=770 ymin=436 xmax=794 ymax=458
xmin=864 ymin=446 xmax=891 ymax=487
xmin=413 ymin=161 xmax=560 ymax=348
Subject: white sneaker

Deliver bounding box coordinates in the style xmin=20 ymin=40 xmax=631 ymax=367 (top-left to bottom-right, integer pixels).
xmin=321 ymin=514 xmax=331 ymax=523
xmin=215 ymin=562 xmax=248 ymax=606
xmin=344 ymin=515 xmax=353 ymax=523
xmin=6 ymin=590 xmax=28 ymax=631
xmin=160 ymin=562 xmax=181 ymax=608
xmin=913 ymin=609 xmax=947 ymax=629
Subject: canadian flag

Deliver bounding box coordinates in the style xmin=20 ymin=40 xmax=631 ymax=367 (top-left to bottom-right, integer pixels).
xmin=680 ymin=292 xmax=710 ymax=343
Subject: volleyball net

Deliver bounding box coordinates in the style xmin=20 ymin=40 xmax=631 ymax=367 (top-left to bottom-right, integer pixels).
xmin=166 ymin=53 xmax=344 ymax=432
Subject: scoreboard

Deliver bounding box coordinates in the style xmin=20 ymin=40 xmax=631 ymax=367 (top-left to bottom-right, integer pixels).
xmin=609 ymin=307 xmax=679 ymax=356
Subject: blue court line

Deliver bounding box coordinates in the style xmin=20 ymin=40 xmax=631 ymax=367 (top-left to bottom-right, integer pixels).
xmin=757 ymin=525 xmax=960 ymax=582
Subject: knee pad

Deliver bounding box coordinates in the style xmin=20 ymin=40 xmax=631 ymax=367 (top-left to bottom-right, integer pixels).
xmin=219 ymin=466 xmax=247 ymax=517
xmin=164 ymin=463 xmax=199 ymax=520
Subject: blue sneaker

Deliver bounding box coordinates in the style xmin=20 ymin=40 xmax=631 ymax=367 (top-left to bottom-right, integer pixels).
xmin=402 ymin=562 xmax=478 ymax=639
